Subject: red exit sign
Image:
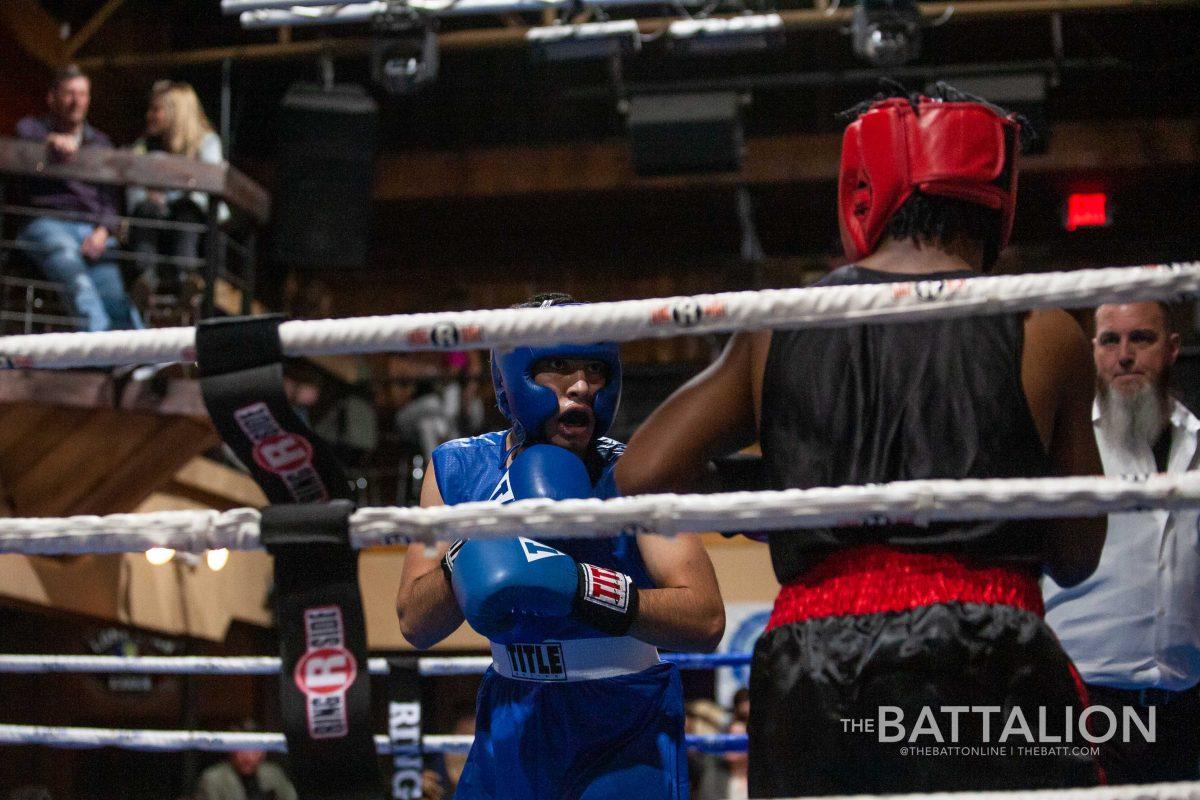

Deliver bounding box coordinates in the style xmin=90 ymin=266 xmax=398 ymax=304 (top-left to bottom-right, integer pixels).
xmin=1064 ymin=192 xmax=1111 ymax=231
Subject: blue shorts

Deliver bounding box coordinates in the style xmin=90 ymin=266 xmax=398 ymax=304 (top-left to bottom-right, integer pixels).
xmin=454 ymin=662 xmax=687 ymax=800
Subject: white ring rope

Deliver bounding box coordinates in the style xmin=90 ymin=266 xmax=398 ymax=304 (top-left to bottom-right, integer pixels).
xmin=0 ymin=262 xmax=1196 ymax=369
xmin=801 ymin=786 xmax=1200 ymax=800
xmin=0 ymin=724 xmax=473 ymax=755
xmin=0 ymin=652 xmax=743 ymax=675
xmin=0 ymin=724 xmax=740 ymax=756
xmin=3 ymin=472 xmax=1199 ymax=555
xmin=0 ymin=654 xmax=494 ymax=676
xmin=0 ymin=722 xmax=1195 ymax=800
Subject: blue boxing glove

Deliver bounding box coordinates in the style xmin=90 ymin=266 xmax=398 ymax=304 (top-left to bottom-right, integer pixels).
xmin=451 ymin=445 xmax=640 ymax=642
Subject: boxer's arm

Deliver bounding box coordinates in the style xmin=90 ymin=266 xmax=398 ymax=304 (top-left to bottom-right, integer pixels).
xmin=629 ymin=532 xmax=725 ymax=652
xmin=1023 ymin=309 xmax=1106 ymax=587
xmin=396 ymin=461 xmax=466 ymax=649
xmin=617 ymin=332 xmax=762 ymax=495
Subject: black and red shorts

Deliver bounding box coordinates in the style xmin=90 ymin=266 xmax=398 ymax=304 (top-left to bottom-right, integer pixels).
xmin=748 ymin=546 xmax=1102 ymax=797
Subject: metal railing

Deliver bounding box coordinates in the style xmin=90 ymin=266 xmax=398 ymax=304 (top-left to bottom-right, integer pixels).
xmin=0 ymin=137 xmax=270 ymax=334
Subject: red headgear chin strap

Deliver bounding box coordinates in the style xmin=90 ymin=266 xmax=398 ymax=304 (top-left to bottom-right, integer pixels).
xmin=837 ymin=96 xmax=1021 ymax=262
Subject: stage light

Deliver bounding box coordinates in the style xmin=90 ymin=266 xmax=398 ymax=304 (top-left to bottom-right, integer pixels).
xmin=239 ymin=3 xmax=386 ymax=29
xmin=1065 ymin=193 xmax=1111 ymax=231
xmin=667 ymin=14 xmax=784 ymax=57
xmin=145 ymin=548 xmax=175 ymax=566
xmin=206 ymin=549 xmax=230 ymax=572
xmin=527 ymin=20 xmax=641 ymax=62
xmin=372 ymin=30 xmax=439 ymax=94
xmin=851 ymin=0 xmax=922 ymax=67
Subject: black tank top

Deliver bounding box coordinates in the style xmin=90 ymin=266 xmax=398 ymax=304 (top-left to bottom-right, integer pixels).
xmin=760 ymin=265 xmax=1053 ymax=584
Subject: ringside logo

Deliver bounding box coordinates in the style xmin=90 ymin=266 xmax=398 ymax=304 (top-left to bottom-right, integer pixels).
xmin=389 ymin=701 xmax=423 ymax=799
xmin=234 ymin=402 xmax=328 ymax=502
xmin=0 ymin=354 xmax=33 ymax=370
xmin=295 ymin=647 xmax=357 ymax=696
xmin=650 ymin=299 xmax=727 ymax=328
xmin=892 ymin=279 xmax=967 ymax=301
xmin=406 ymin=322 xmax=483 ymax=348
xmin=294 ymin=606 xmax=357 ymax=740
xmin=252 ymin=432 xmax=314 ymax=474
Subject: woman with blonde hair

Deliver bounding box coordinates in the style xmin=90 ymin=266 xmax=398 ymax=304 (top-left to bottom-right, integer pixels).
xmin=127 ymin=80 xmax=226 ymax=305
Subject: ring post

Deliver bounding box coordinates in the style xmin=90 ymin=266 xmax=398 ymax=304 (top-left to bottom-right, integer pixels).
xmin=197 ymin=315 xmax=385 ymax=799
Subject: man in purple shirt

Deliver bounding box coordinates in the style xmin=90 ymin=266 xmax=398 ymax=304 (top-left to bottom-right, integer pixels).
xmin=15 ymin=65 xmax=139 ymax=331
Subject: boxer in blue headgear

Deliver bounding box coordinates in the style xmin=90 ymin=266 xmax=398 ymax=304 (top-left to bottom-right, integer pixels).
xmin=396 ymin=292 xmax=725 ymax=800
xmin=491 ymin=337 xmax=622 ymax=450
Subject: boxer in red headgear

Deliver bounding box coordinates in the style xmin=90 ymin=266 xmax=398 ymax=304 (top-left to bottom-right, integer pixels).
xmin=615 ymin=83 xmax=1107 ymax=796
xmin=837 ymin=85 xmax=1020 ymax=267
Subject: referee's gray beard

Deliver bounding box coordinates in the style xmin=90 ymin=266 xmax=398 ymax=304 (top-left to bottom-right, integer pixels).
xmin=1096 ymin=376 xmax=1171 ymax=458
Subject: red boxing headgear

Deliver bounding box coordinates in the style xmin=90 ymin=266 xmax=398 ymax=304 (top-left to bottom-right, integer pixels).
xmin=837 ymin=96 xmax=1021 ymax=261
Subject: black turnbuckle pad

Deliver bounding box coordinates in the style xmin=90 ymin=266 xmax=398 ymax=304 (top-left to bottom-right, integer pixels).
xmin=195 ymin=315 xmax=351 ymax=505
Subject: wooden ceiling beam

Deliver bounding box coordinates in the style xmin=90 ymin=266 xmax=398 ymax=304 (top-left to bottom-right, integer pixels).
xmin=0 ymin=0 xmax=66 ymax=68
xmin=64 ymin=0 xmax=128 ymax=58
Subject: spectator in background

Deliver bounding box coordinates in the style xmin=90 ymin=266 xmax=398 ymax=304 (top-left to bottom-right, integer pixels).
xmin=14 ymin=64 xmax=139 ymax=332
xmin=1045 ymin=301 xmax=1200 ymax=784
xmin=722 ymin=719 xmax=750 ymax=800
xmin=730 ymin=686 xmax=749 ymax=725
xmin=393 ymin=352 xmax=486 ymax=461
xmin=421 ymin=708 xmax=477 ymax=799
xmin=126 ymin=80 xmax=226 ymax=308
xmin=195 ymin=721 xmax=296 ymax=800
xmin=685 ymin=699 xmax=727 ymax=800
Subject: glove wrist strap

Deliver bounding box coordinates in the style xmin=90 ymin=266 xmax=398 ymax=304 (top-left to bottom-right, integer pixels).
xmin=572 ymin=562 xmax=639 ymax=636
xmin=440 ymin=540 xmax=464 ymax=584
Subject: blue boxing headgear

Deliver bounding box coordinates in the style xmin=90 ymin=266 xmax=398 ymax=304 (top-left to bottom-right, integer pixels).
xmin=491 ymin=341 xmax=622 ymax=447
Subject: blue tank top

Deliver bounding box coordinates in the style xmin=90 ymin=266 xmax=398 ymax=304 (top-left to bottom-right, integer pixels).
xmin=432 ymin=430 xmax=654 ymax=588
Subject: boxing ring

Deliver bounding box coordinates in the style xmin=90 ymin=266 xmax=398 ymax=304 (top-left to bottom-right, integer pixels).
xmin=3 ymin=260 xmax=1200 ymax=799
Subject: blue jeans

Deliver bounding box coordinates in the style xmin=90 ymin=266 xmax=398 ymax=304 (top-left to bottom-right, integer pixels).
xmin=16 ymin=216 xmax=143 ymax=332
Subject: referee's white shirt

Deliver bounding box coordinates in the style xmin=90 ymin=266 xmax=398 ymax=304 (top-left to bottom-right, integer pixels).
xmin=1044 ymin=397 xmax=1200 ymax=691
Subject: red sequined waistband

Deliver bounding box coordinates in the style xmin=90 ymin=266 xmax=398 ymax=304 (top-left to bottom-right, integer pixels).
xmin=767 ymin=545 xmax=1043 ymax=631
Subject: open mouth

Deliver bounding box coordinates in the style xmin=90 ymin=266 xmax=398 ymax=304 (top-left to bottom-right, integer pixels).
xmin=557 ymin=408 xmax=593 ymax=435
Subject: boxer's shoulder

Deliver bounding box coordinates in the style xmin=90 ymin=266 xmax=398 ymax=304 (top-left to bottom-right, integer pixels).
xmin=434 ymin=430 xmax=508 ymax=456
xmin=433 ymin=431 xmax=509 ymax=505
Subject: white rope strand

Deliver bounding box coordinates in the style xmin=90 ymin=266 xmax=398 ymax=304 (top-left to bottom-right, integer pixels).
xmin=0 ymin=655 xmax=281 ymax=675
xmin=0 ymin=723 xmax=1196 ymax=800
xmin=0 ymin=655 xmax=494 ymax=676
xmin=792 ymin=785 xmax=1200 ymax=800
xmin=0 ymin=724 xmax=737 ymax=756
xmin=353 ymin=472 xmax=1200 ymax=545
xmin=2 ymin=472 xmax=1198 ymax=555
xmin=0 ymin=508 xmax=262 ymax=555
xmin=0 ymin=724 xmax=473 ymax=754
xmin=1 ymin=262 xmax=1196 ymax=369
xmin=0 ymin=653 xmax=734 ymax=676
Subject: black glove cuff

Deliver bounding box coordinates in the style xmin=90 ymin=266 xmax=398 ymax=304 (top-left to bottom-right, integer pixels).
xmin=440 ymin=539 xmax=464 ymax=584
xmin=571 ymin=562 xmax=640 ymax=636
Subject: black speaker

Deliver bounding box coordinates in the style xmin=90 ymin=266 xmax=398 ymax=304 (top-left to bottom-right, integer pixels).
xmin=627 ymin=93 xmax=743 ymax=176
xmin=272 ymin=83 xmax=379 ymax=268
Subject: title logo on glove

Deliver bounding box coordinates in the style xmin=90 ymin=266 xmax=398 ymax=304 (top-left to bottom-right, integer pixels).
xmin=520 ymin=537 xmax=565 ymax=563
xmin=581 ymin=564 xmax=632 ymax=613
